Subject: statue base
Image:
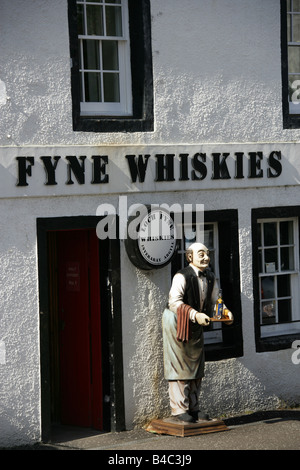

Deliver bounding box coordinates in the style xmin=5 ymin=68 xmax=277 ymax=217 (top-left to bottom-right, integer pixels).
xmin=146 ymin=417 xmax=229 ymax=437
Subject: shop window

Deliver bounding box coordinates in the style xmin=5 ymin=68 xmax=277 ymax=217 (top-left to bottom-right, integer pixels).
xmin=171 ymin=210 xmax=243 ymax=361
xmin=281 ymin=0 xmax=300 ymax=127
xmin=68 ymin=0 xmax=154 ymax=132
xmin=252 ymin=208 xmax=300 ymax=352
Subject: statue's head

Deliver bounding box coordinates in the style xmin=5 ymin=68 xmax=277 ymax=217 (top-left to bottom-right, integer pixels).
xmin=186 ymin=242 xmax=210 ymax=271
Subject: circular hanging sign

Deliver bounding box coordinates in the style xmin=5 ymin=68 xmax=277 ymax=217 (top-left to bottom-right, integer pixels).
xmin=125 ymin=206 xmax=178 ymax=270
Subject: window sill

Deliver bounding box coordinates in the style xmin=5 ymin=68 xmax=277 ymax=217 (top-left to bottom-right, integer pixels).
xmin=283 ymin=113 xmax=300 ymax=129
xmin=73 ymin=114 xmax=154 ymax=133
xmin=204 ymin=342 xmax=243 ymax=361
xmin=256 ymin=332 xmax=300 ymax=352
xmin=261 ymin=325 xmax=300 ymax=338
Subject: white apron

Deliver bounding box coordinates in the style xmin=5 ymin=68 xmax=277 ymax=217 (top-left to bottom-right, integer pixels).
xmin=162 ymin=308 xmax=205 ymax=380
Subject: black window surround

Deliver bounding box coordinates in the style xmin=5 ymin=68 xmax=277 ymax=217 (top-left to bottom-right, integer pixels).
xmin=281 ymin=0 xmax=300 ymax=128
xmin=171 ymin=209 xmax=243 ymax=361
xmin=252 ymin=206 xmax=300 ymax=352
xmin=67 ymin=0 xmax=154 ymax=133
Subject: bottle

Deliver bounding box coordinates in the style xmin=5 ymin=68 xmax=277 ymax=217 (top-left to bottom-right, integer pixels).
xmin=214 ymin=289 xmax=223 ymax=319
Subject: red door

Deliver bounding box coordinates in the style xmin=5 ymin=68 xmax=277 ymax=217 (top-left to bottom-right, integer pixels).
xmin=57 ymin=229 xmax=103 ymax=429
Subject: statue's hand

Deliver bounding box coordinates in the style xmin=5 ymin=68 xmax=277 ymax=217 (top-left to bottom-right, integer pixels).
xmin=195 ymin=312 xmax=211 ymax=326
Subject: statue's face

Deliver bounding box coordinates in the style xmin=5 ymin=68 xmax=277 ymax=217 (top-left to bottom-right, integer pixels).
xmin=189 ymin=243 xmax=210 ymax=271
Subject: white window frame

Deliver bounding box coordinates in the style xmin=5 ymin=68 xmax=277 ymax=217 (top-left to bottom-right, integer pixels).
xmin=178 ymin=222 xmax=222 ymax=344
xmin=77 ymin=0 xmax=132 ymax=117
xmin=258 ymin=217 xmax=300 ymax=338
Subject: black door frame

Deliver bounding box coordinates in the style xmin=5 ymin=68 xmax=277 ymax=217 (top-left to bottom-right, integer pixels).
xmin=37 ymin=216 xmax=125 ymax=442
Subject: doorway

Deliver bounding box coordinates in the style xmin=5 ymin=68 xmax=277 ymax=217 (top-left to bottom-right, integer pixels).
xmin=37 ymin=217 xmax=125 ymax=441
xmin=52 ymin=229 xmax=102 ymax=429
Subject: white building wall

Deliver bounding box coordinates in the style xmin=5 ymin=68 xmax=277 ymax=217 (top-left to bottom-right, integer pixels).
xmin=0 ymin=0 xmax=297 ymax=146
xmin=0 ymin=0 xmax=299 ymax=446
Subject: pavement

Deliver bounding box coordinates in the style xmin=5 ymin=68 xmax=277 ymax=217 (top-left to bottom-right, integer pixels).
xmin=6 ymin=408 xmax=300 ymax=453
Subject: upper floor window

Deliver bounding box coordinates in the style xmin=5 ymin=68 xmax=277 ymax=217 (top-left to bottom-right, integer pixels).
xmin=77 ymin=0 xmax=132 ymax=117
xmin=281 ymin=0 xmax=300 ymax=127
xmin=68 ymin=0 xmax=154 ymax=132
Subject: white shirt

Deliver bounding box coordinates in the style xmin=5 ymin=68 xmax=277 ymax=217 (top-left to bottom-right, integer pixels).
xmin=168 ymin=264 xmax=219 ymax=322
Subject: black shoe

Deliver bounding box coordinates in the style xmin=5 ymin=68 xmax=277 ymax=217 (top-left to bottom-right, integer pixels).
xmin=190 ymin=410 xmax=210 ymax=421
xmin=174 ymin=412 xmax=195 ymax=423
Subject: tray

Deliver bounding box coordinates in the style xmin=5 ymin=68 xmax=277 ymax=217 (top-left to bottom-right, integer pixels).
xmin=210 ymin=317 xmax=231 ymax=322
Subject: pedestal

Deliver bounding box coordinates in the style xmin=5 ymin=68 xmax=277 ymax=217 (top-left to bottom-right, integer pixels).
xmin=146 ymin=417 xmax=229 ymax=437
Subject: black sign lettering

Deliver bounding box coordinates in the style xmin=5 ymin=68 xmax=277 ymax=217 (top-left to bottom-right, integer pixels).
xmin=125 ymin=154 xmax=150 ymax=182
xmin=249 ymin=152 xmax=263 ymax=178
xmin=16 ymin=156 xmax=35 ymax=186
xmin=191 ymin=153 xmax=207 ymax=180
xmin=14 ymin=149 xmax=283 ymax=189
xmin=212 ymin=153 xmax=231 ymax=179
xmin=234 ymin=152 xmax=244 ymax=179
xmin=155 ymin=154 xmax=176 ymax=182
xmin=267 ymin=151 xmax=282 ymax=178
xmin=91 ymin=155 xmax=109 ymax=184
xmin=179 ymin=153 xmax=189 ymax=181
xmin=66 ymin=155 xmax=86 ymax=185
xmin=40 ymin=156 xmax=61 ymax=185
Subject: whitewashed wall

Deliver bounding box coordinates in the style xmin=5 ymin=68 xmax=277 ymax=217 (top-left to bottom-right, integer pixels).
xmin=1 ymin=0 xmax=299 ymax=146
xmin=0 ymin=0 xmax=300 ymax=446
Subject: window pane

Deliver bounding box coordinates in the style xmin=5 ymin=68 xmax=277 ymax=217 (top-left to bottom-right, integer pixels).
xmin=277 ymin=274 xmax=291 ymax=297
xmin=83 ymin=40 xmax=100 ymax=70
xmin=280 ymin=220 xmax=294 ymax=244
xmin=208 ymin=251 xmax=215 ymax=273
xmin=264 ymin=248 xmax=278 ymax=271
xmin=184 ymin=227 xmax=196 ymax=245
xmin=204 ymin=224 xmax=214 ymax=249
xmin=80 ymin=73 xmax=84 ymax=102
xmin=261 ymin=301 xmax=276 ymax=324
xmin=79 ymin=41 xmax=82 ymax=69
xmin=288 ymin=46 xmax=300 ymax=73
xmin=292 ymin=14 xmax=300 ymax=41
xmin=102 ymin=40 xmax=119 ymax=70
xmin=288 ymin=14 xmax=292 ymax=42
xmin=105 ymin=6 xmax=122 ymax=36
xmin=105 ymin=0 xmax=121 ymax=3
xmin=103 ymin=73 xmax=120 ymax=101
xmin=77 ymin=4 xmax=84 ymax=35
xmin=84 ymin=72 xmax=101 ymax=101
xmin=287 ymin=0 xmax=291 ymax=11
xmin=263 ymin=223 xmax=277 ymax=246
xmin=87 ymin=5 xmax=104 ymax=35
xmin=293 ymin=0 xmax=300 ymax=12
xmin=288 ymin=75 xmax=300 ymax=101
xmin=259 ymin=249 xmax=263 ymax=273
xmin=261 ymin=276 xmax=275 ymax=299
xmin=278 ymin=299 xmax=291 ymax=322
xmin=280 ymin=247 xmax=294 ymax=270
xmin=258 ymin=223 xmax=262 ymax=246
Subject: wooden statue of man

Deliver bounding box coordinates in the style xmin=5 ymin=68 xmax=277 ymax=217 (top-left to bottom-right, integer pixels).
xmin=162 ymin=242 xmax=233 ymax=423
